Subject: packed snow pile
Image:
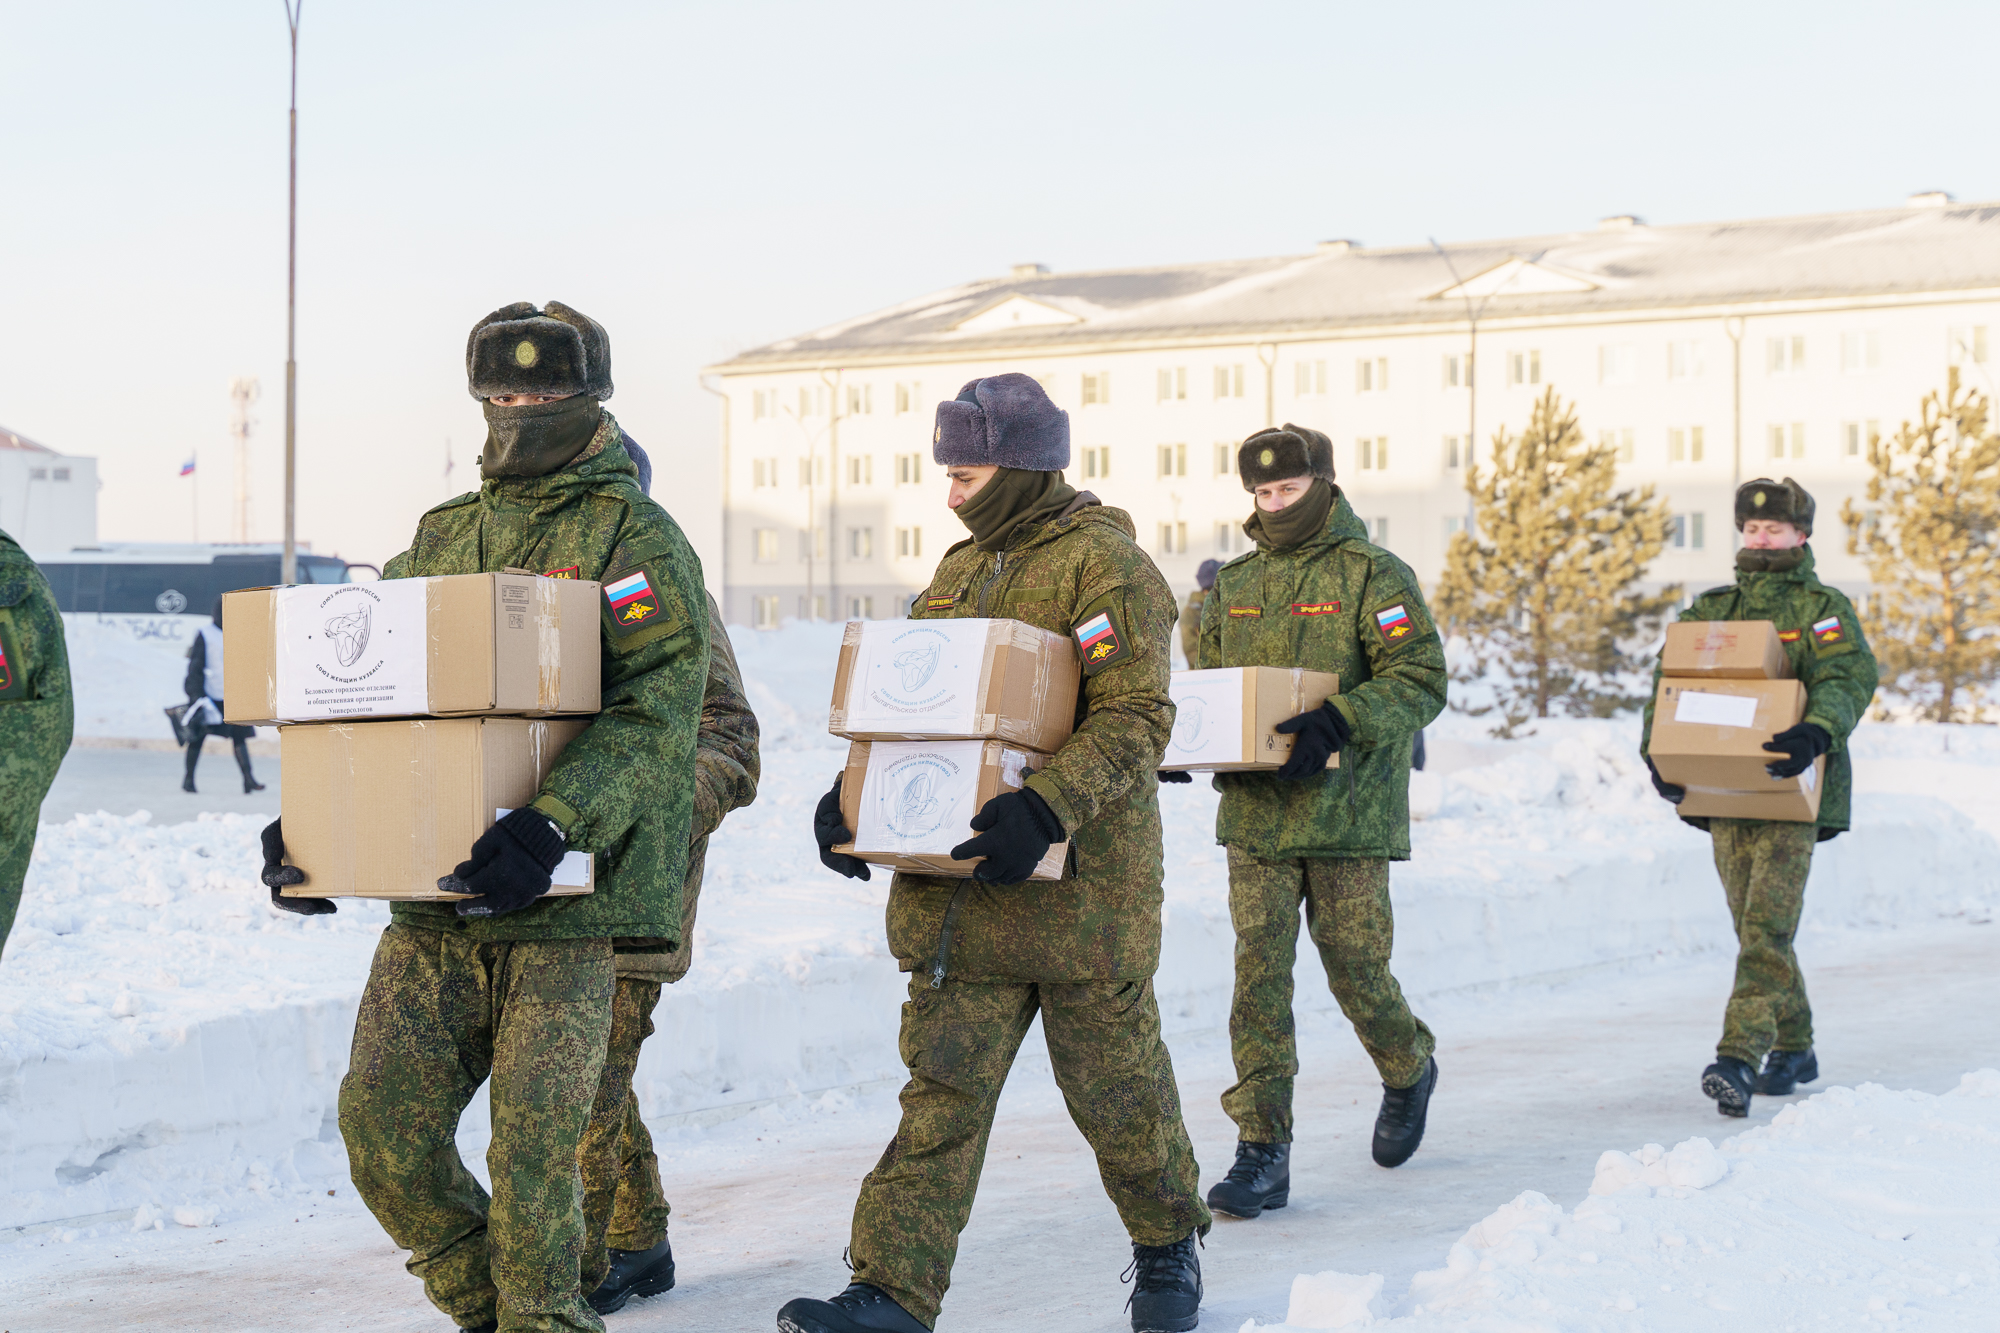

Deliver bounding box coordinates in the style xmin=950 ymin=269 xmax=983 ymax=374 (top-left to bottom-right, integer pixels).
xmin=1241 ymin=1070 xmax=2000 ymax=1330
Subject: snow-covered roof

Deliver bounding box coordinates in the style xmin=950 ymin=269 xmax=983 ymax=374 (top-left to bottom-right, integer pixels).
xmin=0 ymin=424 xmax=57 ymax=453
xmin=714 ymin=199 xmax=2000 ymax=369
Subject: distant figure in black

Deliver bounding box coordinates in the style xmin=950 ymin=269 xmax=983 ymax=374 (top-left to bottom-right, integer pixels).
xmin=182 ymin=598 xmax=264 ymax=794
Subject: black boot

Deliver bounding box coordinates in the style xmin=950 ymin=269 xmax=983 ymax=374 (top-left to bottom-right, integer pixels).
xmin=589 ymin=1233 xmax=676 ymax=1314
xmin=1754 ymin=1048 xmax=1818 ymax=1096
xmin=182 ymin=730 xmax=203 ymax=794
xmin=235 ymin=739 xmax=266 ymax=794
xmin=1125 ymin=1232 xmax=1202 ymax=1333
xmin=1703 ymin=1057 xmax=1756 ymax=1117
xmin=777 ymin=1282 xmax=930 ymax=1333
xmin=1205 ymin=1141 xmax=1289 ymax=1218
xmin=1373 ymin=1056 xmax=1438 ymax=1168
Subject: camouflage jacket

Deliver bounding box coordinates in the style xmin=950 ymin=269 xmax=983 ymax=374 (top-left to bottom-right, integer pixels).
xmin=1197 ymin=491 xmax=1446 ymax=860
xmin=0 ymin=527 xmax=74 ymax=947
xmin=1640 ymin=546 xmax=1877 ymax=833
xmin=616 ymin=593 xmax=760 ymax=984
xmin=889 ymin=496 xmax=1176 ymax=983
xmin=1179 ymin=587 xmax=1207 ymax=663
xmin=380 ymin=412 xmax=710 ymax=943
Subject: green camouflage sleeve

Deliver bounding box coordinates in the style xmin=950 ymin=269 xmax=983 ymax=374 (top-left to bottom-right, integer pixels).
xmin=381 ymin=548 xmax=413 ymax=580
xmin=1798 ymin=591 xmax=1878 ymax=749
xmin=0 ymin=546 xmax=75 ymax=945
xmin=1331 ymin=556 xmax=1446 ymax=746
xmin=1196 ymin=578 xmax=1223 ymax=671
xmin=1024 ymin=545 xmax=1176 ymax=834
xmin=692 ymin=593 xmax=760 ymax=842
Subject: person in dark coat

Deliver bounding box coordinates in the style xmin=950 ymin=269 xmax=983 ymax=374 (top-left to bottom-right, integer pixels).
xmin=182 ymin=597 xmax=263 ymax=794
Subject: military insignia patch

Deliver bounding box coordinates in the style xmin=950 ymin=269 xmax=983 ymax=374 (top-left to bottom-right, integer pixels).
xmin=604 ymin=569 xmax=662 ymax=629
xmin=514 ymin=339 xmax=539 ymax=368
xmin=1778 ymin=628 xmax=1802 ymax=643
xmin=0 ymin=619 xmax=23 ymax=701
xmin=1227 ymin=606 xmax=1262 ymax=618
xmin=1812 ymin=615 xmax=1844 ymax=645
xmin=1375 ymin=603 xmax=1415 ymax=645
xmin=1291 ymin=601 xmax=1341 ymax=616
xmin=1076 ymin=611 xmax=1121 ymax=663
xmin=925 ymin=594 xmax=956 ymax=611
xmin=545 ymin=565 xmax=580 ymax=580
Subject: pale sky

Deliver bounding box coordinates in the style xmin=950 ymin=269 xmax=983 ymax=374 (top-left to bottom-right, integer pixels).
xmin=2 ymin=0 xmax=1995 ymax=580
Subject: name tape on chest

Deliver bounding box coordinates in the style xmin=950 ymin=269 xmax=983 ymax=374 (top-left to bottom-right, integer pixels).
xmin=1812 ymin=616 xmax=1845 ymax=646
xmin=544 ymin=565 xmax=580 ymax=580
xmin=0 ymin=632 xmax=13 ymax=695
xmin=1374 ymin=603 xmax=1415 ymax=644
xmin=0 ymin=619 xmax=23 ymax=699
xmin=1227 ymin=606 xmax=1262 ymax=618
xmin=1291 ymin=601 xmax=1341 ymax=616
xmin=1778 ymin=628 xmax=1802 ymax=642
xmin=924 ymin=594 xmax=956 ymax=611
xmin=604 ymin=569 xmax=662 ymax=628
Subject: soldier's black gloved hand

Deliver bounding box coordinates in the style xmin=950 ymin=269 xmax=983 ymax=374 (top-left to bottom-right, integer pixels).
xmin=443 ymin=807 xmax=567 ymax=917
xmin=952 ymin=785 xmax=1063 ymax=884
xmin=261 ymin=818 xmax=336 ymax=915
xmin=1645 ymin=756 xmax=1686 ymax=805
xmin=1762 ymin=722 xmax=1831 ymax=779
xmin=814 ymin=775 xmax=871 ymax=881
xmin=1273 ymin=701 xmax=1352 ymax=780
xmin=1158 ymin=770 xmax=1194 ymax=784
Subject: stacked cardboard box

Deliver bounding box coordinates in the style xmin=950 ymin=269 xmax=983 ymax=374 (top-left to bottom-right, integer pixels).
xmin=1647 ymin=621 xmax=1822 ymax=822
xmin=1161 ymin=667 xmax=1341 ymax=772
xmin=222 ymin=572 xmax=603 ymax=900
xmin=827 ymin=618 xmax=1077 ymax=880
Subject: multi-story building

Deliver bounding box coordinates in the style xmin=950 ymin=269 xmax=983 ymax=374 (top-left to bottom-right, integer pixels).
xmin=0 ymin=424 xmax=97 ymax=553
xmin=706 ymin=196 xmax=2000 ymax=628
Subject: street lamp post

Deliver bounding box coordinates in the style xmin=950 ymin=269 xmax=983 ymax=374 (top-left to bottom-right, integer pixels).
xmin=281 ymin=2 xmax=302 ymax=584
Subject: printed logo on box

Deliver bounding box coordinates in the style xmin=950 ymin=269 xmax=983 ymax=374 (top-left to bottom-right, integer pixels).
xmin=873 ymin=750 xmax=962 ymax=841
xmin=851 ymin=622 xmax=984 ymax=726
xmin=1171 ymin=696 xmax=1207 ymax=750
xmin=274 ymin=581 xmax=429 ymax=720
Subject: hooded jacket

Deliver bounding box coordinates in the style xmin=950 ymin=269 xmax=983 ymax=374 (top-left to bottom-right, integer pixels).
xmin=0 ymin=527 xmax=72 ymax=948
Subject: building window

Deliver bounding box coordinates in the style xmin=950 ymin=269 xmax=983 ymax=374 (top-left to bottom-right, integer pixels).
xmin=1081 ymin=446 xmax=1111 ymax=478
xmin=1669 ymin=514 xmax=1707 ymax=550
xmin=1158 ymin=522 xmax=1188 ymax=555
xmin=1294 ymin=360 xmax=1327 ymax=396
xmin=848 ymin=527 xmax=874 ymax=560
xmin=1156 ymin=443 xmax=1187 ymax=478
xmin=799 ymin=528 xmax=826 ymax=561
xmin=1949 ymin=326 xmax=1989 ymax=366
xmin=1081 ymin=373 xmax=1111 ymax=406
xmin=1600 ymin=428 xmax=1634 ymax=464
xmin=1597 ymin=344 xmax=1637 ymax=385
xmin=29 ymin=467 xmax=48 ymax=480
xmin=1768 ymin=423 xmax=1806 ymax=460
xmin=797 ymin=457 xmax=826 ymax=488
xmin=52 ymin=467 xmax=69 ymax=481
xmin=1668 ymin=427 xmax=1705 ymax=463
xmin=1368 ymin=517 xmax=1390 ymax=545
xmin=1667 ymin=340 xmax=1704 ymax=380
xmin=1766 ymin=336 xmax=1806 ymax=375
xmin=799 ymin=594 xmax=827 ymax=621
xmin=1213 ymin=365 xmax=1245 ymax=399
xmin=752 ymin=457 xmax=783 ymax=488
xmin=896 ymin=526 xmax=923 ymax=559
xmin=845 ymin=384 xmax=873 ymax=415
xmin=1355 ymin=357 xmax=1388 ymax=392
xmin=1842 ymin=420 xmax=1879 ymax=458
xmin=1509 ymin=350 xmax=1542 ymax=386
xmin=1356 ymin=436 xmax=1388 ymax=471
xmin=1840 ymin=332 xmax=1882 ymax=374
xmin=847 ymin=595 xmax=874 ymax=619
xmin=753 ymin=389 xmax=777 ymax=420
xmin=753 ymin=595 xmax=781 ymax=629
xmin=1156 ymin=368 xmax=1187 ymax=402
xmin=752 ymin=528 xmax=779 ymax=563
xmin=1215 ymin=521 xmax=1245 ymax=556
xmin=1213 ymin=442 xmax=1237 ymax=475
xmin=895 ymin=453 xmax=922 ymax=484
xmin=846 ymin=455 xmax=873 ymax=486
xmin=797 ymin=386 xmax=827 ymax=417
xmin=1443 ymin=436 xmax=1463 ymax=469
xmin=894 ymin=382 xmax=924 ymax=414
xmin=1443 ymin=354 xmax=1470 ymax=388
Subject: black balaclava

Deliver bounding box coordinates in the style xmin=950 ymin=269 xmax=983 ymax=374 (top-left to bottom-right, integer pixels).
xmin=1736 ymin=544 xmax=1809 ymax=574
xmin=953 ymin=467 xmax=1078 ymax=552
xmin=479 ymin=395 xmax=602 ymax=480
xmin=1243 ymin=477 xmax=1336 ymax=550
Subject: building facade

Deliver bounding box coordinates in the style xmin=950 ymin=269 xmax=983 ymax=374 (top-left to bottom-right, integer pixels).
xmin=706 ymin=197 xmax=2000 ymax=628
xmin=0 ymin=425 xmax=97 ymax=553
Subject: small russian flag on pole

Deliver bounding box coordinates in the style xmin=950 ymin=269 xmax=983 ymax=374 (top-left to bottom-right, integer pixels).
xmin=179 ymin=458 xmax=197 ymax=477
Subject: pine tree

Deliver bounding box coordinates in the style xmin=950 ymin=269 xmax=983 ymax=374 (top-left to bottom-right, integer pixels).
xmin=1434 ymin=387 xmax=1681 ymax=736
xmin=1840 ymin=368 xmax=2000 ymax=723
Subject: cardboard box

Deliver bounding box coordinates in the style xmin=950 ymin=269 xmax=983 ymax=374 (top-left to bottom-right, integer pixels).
xmin=1662 ymin=621 xmax=1792 ymax=680
xmin=828 ymin=618 xmax=1081 ymax=755
xmin=1160 ymin=667 xmax=1342 ymax=771
xmin=833 ymin=738 xmax=1069 ymax=880
xmin=1648 ymin=678 xmax=1824 ymax=822
xmin=224 ymin=573 xmax=601 ymax=725
xmin=279 ymin=716 xmax=595 ymax=900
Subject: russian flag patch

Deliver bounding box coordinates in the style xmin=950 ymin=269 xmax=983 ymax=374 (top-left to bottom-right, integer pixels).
xmin=1374 ymin=603 xmax=1414 ymax=645
xmin=1812 ymin=615 xmax=1844 ymax=645
xmin=604 ymin=568 xmax=662 ymax=630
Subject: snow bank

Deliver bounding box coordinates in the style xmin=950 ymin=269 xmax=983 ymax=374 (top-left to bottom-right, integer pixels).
xmin=1241 ymin=1070 xmax=2000 ymax=1330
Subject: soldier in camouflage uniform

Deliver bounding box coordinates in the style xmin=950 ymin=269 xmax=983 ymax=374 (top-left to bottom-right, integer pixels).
xmin=1641 ymin=478 xmax=1878 ymax=1118
xmin=1193 ymin=425 xmax=1444 ymax=1220
xmin=578 ymin=591 xmax=760 ymax=1315
xmin=1179 ymin=558 xmax=1219 ymax=665
xmin=0 ymin=526 xmax=73 ymax=955
xmin=263 ymin=303 xmax=709 ymax=1333
xmin=788 ymin=374 xmax=1209 ymax=1333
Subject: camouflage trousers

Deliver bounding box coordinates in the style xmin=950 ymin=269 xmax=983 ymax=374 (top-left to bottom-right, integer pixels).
xmin=578 ymin=977 xmax=671 ymax=1296
xmin=849 ymin=974 xmax=1211 ymax=1328
xmin=338 ymin=924 xmax=615 ymax=1333
xmin=1221 ymin=849 xmax=1435 ymax=1142
xmin=1710 ymin=818 xmax=1817 ymax=1066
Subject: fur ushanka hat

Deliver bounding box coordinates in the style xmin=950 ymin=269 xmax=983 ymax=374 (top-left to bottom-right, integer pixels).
xmin=932 ymin=373 xmax=1069 ymax=471
xmin=1238 ymin=424 xmax=1335 ymax=490
xmin=466 ymin=301 xmax=613 ymax=401
xmin=1735 ymin=476 xmax=1815 ymax=535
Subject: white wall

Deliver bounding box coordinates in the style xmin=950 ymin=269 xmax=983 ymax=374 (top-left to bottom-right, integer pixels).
xmin=0 ymin=450 xmax=98 ymax=552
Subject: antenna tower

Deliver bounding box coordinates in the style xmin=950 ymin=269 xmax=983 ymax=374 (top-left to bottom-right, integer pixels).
xmin=230 ymin=377 xmax=261 ymax=541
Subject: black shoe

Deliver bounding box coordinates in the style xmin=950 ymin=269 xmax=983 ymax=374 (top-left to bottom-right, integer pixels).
xmin=1125 ymin=1232 xmax=1202 ymax=1333
xmin=1703 ymin=1057 xmax=1755 ymax=1117
xmin=1372 ymin=1056 xmax=1438 ymax=1168
xmin=777 ymin=1282 xmax=930 ymax=1333
xmin=1754 ymin=1048 xmax=1818 ymax=1097
xmin=1205 ymin=1141 xmax=1289 ymax=1219
xmin=244 ymin=776 xmax=267 ymax=793
xmin=589 ymin=1234 xmax=676 ymax=1315
xmin=181 ymin=776 xmax=197 ymax=794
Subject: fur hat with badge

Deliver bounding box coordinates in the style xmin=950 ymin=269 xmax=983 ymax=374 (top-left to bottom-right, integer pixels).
xmin=932 ymin=373 xmax=1069 ymax=471
xmin=466 ymin=301 xmax=614 ymax=401
xmin=1734 ymin=476 xmax=1815 ymax=535
xmin=1237 ymin=424 xmax=1336 ymax=490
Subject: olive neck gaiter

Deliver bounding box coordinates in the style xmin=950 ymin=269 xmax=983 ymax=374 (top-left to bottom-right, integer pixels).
xmin=1243 ymin=477 xmax=1335 ymax=550
xmin=480 ymin=395 xmax=602 ymax=480
xmin=1736 ymin=543 xmax=1809 ymax=575
xmin=954 ymin=467 xmax=1078 ymax=552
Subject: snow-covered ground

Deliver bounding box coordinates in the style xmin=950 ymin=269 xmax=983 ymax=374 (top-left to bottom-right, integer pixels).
xmin=5 ymin=618 xmax=1999 ymax=1329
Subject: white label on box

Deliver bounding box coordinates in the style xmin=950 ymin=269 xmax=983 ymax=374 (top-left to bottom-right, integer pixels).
xmin=843 ymin=620 xmax=991 ymax=735
xmin=274 ymin=580 xmax=430 ymax=720
xmin=1797 ymin=764 xmax=1817 ymax=793
xmin=1164 ymin=669 xmax=1248 ymax=767
xmin=496 ymin=809 xmax=592 ymax=887
xmin=852 ymin=740 xmax=986 ymax=856
xmin=1673 ymin=689 xmax=1760 ymax=729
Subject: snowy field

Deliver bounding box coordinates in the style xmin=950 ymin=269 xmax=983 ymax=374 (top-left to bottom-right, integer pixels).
xmin=3 ymin=617 xmax=1999 ymax=1329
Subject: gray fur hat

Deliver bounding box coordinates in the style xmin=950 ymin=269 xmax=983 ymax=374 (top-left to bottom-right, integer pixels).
xmin=932 ymin=373 xmax=1069 ymax=470
xmin=467 ymin=300 xmax=613 ymax=401
xmin=1735 ymin=476 xmax=1815 ymax=535
xmin=1238 ymin=423 xmax=1335 ymax=490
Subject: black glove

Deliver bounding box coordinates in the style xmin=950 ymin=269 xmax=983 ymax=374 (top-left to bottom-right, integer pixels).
xmin=951 ymin=785 xmax=1064 ymax=884
xmin=443 ymin=807 xmax=568 ymax=918
xmin=261 ymin=818 xmax=335 ymax=915
xmin=1273 ymin=701 xmax=1352 ymax=780
xmin=814 ymin=775 xmax=871 ymax=881
xmin=1158 ymin=770 xmax=1193 ymax=784
xmin=1645 ymin=756 xmax=1686 ymax=805
xmin=1762 ymin=723 xmax=1831 ymax=779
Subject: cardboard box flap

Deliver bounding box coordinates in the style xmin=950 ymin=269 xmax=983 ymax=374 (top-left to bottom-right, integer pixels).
xmin=1662 ymin=621 xmax=1792 ymax=680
